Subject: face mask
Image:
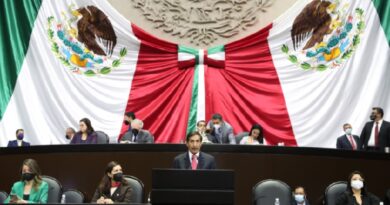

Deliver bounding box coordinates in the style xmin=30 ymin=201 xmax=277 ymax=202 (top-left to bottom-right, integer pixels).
xmin=213 ymin=124 xmax=221 ymax=130
xmin=22 ymin=173 xmax=36 ymax=181
xmin=123 ymin=120 xmax=130 ymax=125
xmin=351 ymin=180 xmax=364 ymax=190
xmin=294 ymin=194 xmax=305 ymax=203
xmin=370 ymin=114 xmax=376 ymax=121
xmin=132 ymin=129 xmax=139 ymax=136
xmin=17 ymin=133 xmax=24 ymax=140
xmin=345 ymin=128 xmax=352 ymax=135
xmin=113 ymin=172 xmax=123 ymax=182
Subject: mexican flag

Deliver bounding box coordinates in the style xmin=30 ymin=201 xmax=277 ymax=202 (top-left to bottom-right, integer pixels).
xmin=0 ymin=0 xmax=389 ymax=147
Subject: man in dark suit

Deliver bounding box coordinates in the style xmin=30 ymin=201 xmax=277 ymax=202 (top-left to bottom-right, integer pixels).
xmin=7 ymin=129 xmax=30 ymax=147
xmin=360 ymin=107 xmax=390 ymax=151
xmin=336 ymin=123 xmax=362 ymax=150
xmin=119 ymin=119 xmax=154 ymax=144
xmin=292 ymin=186 xmax=310 ymax=205
xmin=173 ymin=131 xmax=216 ymax=170
xmin=207 ymin=113 xmax=236 ymax=144
xmin=118 ymin=111 xmax=136 ymax=142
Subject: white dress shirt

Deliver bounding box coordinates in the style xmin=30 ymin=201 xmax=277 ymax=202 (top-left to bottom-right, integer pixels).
xmin=188 ymin=151 xmax=200 ymax=163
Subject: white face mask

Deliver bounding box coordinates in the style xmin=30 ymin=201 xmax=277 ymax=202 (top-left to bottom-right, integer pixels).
xmin=351 ymin=179 xmax=364 ymax=190
xmin=345 ymin=128 xmax=352 ymax=135
xmin=294 ymin=194 xmax=305 ymax=203
xmin=213 ymin=124 xmax=221 ymax=130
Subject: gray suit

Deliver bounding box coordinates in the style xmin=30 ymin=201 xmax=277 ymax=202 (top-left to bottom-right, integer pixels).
xmin=120 ymin=129 xmax=154 ymax=144
xmin=207 ymin=121 xmax=236 ymax=144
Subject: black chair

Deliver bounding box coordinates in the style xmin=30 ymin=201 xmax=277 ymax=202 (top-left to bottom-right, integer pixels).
xmin=124 ymin=175 xmax=145 ymax=203
xmin=63 ymin=189 xmax=84 ymax=203
xmin=385 ymin=189 xmax=390 ymax=205
xmin=42 ymin=175 xmax=63 ymax=203
xmin=253 ymin=179 xmax=292 ymax=205
xmin=96 ymin=131 xmax=109 ymax=144
xmin=235 ymin=132 xmax=249 ymax=144
xmin=0 ymin=191 xmax=8 ymax=204
xmin=324 ymin=181 xmax=347 ymax=205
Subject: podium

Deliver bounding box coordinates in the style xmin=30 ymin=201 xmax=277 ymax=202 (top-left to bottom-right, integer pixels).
xmin=151 ymin=169 xmax=235 ymax=205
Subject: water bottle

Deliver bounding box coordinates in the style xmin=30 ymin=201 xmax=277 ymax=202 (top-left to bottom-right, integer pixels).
xmin=147 ymin=192 xmax=151 ymax=203
xmin=274 ymin=197 xmax=280 ymax=205
xmin=60 ymin=194 xmax=66 ymax=204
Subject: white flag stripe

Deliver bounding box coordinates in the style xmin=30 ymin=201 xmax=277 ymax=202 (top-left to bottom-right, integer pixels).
xmin=269 ymin=0 xmax=390 ymax=147
xmin=0 ymin=0 xmax=141 ymax=146
xmin=196 ymin=50 xmax=206 ymax=123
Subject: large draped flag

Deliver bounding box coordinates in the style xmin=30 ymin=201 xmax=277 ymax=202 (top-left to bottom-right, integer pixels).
xmin=0 ymin=0 xmax=389 ymax=147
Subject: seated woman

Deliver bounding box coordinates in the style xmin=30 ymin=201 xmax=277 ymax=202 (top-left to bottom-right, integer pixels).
xmin=4 ymin=159 xmax=48 ymax=204
xmin=70 ymin=118 xmax=97 ymax=144
xmin=91 ymin=161 xmax=132 ymax=204
xmin=240 ymin=124 xmax=264 ymax=145
xmin=336 ymin=171 xmax=380 ymax=205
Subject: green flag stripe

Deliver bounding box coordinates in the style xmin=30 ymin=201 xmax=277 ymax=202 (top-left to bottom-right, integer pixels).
xmin=186 ymin=64 xmax=200 ymax=136
xmin=207 ymin=45 xmax=225 ymax=55
xmin=373 ymin=0 xmax=390 ymax=45
xmin=0 ymin=0 xmax=42 ymax=120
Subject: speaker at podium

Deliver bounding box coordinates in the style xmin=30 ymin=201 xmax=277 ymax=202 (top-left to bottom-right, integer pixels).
xmin=151 ymin=169 xmax=235 ymax=205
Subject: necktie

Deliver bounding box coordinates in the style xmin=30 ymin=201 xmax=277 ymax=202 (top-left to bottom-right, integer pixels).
xmin=133 ymin=134 xmax=137 ymax=142
xmin=191 ymin=154 xmax=198 ymax=170
xmin=375 ymin=122 xmax=379 ymax=147
xmin=349 ymin=135 xmax=356 ymax=150
xmin=216 ymin=128 xmax=222 ymax=143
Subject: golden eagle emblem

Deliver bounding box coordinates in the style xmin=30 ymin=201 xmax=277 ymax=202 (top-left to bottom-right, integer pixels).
xmin=291 ymin=0 xmax=332 ymax=50
xmin=282 ymin=1 xmax=365 ymax=71
xmin=74 ymin=6 xmax=117 ymax=56
xmin=47 ymin=5 xmax=127 ymax=76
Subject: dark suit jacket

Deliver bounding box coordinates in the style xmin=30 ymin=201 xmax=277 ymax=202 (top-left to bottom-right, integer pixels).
xmin=207 ymin=121 xmax=236 ymax=144
xmin=120 ymin=129 xmax=154 ymax=144
xmin=7 ymin=140 xmax=30 ymax=147
xmin=292 ymin=199 xmax=310 ymax=205
xmin=91 ymin=183 xmax=132 ymax=203
xmin=173 ymin=152 xmax=216 ymax=170
xmin=360 ymin=120 xmax=390 ymax=151
xmin=336 ymin=135 xmax=362 ymax=150
xmin=336 ymin=191 xmax=380 ymax=205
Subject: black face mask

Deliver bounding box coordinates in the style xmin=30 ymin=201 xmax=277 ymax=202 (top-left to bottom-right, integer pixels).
xmin=113 ymin=173 xmax=123 ymax=182
xmin=132 ymin=129 xmax=139 ymax=136
xmin=370 ymin=114 xmax=376 ymax=121
xmin=123 ymin=120 xmax=130 ymax=125
xmin=22 ymin=173 xmax=36 ymax=181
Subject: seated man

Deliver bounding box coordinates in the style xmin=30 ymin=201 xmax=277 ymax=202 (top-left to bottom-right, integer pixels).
xmin=196 ymin=120 xmax=213 ymax=144
xmin=173 ymin=131 xmax=216 ymax=170
xmin=293 ymin=186 xmax=310 ymax=205
xmin=8 ymin=129 xmax=30 ymax=147
xmin=336 ymin=123 xmax=361 ymax=150
xmin=118 ymin=111 xmax=136 ymax=142
xmin=119 ymin=119 xmax=154 ymax=144
xmin=65 ymin=127 xmax=76 ymax=142
xmin=207 ymin=113 xmax=236 ymax=144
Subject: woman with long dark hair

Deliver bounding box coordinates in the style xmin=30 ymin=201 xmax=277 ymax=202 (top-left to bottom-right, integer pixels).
xmin=70 ymin=118 xmax=97 ymax=144
xmin=4 ymin=159 xmax=48 ymax=204
xmin=91 ymin=161 xmax=132 ymax=203
xmin=336 ymin=171 xmax=380 ymax=205
xmin=239 ymin=124 xmax=264 ymax=145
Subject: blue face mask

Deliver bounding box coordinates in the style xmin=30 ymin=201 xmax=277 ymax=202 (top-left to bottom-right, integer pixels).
xmin=17 ymin=133 xmax=24 ymax=140
xmin=295 ymin=194 xmax=305 ymax=203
